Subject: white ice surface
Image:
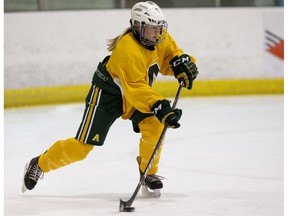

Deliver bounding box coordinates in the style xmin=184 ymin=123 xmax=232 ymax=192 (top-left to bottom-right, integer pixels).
xmin=4 ymin=96 xmax=284 ymax=216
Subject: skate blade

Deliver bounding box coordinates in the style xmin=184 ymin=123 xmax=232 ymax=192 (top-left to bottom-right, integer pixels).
xmin=21 ymin=163 xmax=29 ymax=193
xmin=141 ymin=185 xmax=161 ymax=198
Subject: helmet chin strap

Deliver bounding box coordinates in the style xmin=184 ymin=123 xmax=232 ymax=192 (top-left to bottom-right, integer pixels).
xmin=130 ymin=19 xmax=137 ymax=35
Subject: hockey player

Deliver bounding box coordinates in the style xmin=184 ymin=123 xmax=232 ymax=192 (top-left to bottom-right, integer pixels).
xmin=22 ymin=1 xmax=199 ymax=197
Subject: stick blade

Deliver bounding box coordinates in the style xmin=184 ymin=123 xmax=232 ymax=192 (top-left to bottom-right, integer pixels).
xmin=119 ymin=199 xmax=135 ymax=212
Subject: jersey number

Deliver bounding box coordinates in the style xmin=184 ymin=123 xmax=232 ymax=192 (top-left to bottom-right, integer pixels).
xmin=148 ymin=63 xmax=160 ymax=86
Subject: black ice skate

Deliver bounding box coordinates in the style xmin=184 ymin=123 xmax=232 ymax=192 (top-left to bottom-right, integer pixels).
xmin=22 ymin=156 xmax=44 ymax=193
xmin=137 ymin=156 xmax=164 ymax=198
xmin=141 ymin=172 xmax=164 ymax=198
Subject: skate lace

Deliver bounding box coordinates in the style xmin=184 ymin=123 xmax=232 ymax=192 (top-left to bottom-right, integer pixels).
xmin=29 ymin=164 xmax=44 ymax=182
xmin=146 ymin=174 xmax=165 ymax=183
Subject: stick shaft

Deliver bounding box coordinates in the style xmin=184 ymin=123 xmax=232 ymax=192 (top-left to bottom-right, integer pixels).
xmin=121 ymin=83 xmax=184 ymax=207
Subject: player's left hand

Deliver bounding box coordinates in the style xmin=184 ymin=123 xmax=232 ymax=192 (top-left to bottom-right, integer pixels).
xmin=170 ymin=54 xmax=199 ymax=90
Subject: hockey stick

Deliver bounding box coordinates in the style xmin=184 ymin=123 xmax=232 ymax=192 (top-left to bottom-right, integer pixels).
xmin=119 ymin=82 xmax=184 ymax=212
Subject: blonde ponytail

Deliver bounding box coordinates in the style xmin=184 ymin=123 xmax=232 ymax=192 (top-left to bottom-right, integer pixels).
xmin=107 ymin=27 xmax=132 ymax=52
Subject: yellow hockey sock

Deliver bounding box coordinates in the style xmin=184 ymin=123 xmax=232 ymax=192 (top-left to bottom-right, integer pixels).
xmin=38 ymin=137 xmax=93 ymax=173
xmin=138 ymin=116 xmax=164 ymax=175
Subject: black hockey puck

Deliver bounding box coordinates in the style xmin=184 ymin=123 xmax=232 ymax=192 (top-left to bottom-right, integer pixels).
xmin=119 ymin=199 xmax=135 ymax=212
xmin=121 ymin=206 xmax=135 ymax=212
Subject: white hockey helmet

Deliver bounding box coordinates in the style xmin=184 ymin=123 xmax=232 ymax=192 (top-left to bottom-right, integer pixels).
xmin=130 ymin=1 xmax=168 ymax=47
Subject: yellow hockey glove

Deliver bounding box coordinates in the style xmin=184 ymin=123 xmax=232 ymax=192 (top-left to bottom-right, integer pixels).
xmin=151 ymin=99 xmax=182 ymax=128
xmin=170 ymin=54 xmax=199 ymax=90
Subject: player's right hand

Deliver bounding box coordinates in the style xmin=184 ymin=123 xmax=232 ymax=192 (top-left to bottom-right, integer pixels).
xmin=151 ymin=99 xmax=182 ymax=128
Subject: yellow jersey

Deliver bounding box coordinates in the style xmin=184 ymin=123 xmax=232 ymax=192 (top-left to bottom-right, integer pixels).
xmin=106 ymin=31 xmax=196 ymax=119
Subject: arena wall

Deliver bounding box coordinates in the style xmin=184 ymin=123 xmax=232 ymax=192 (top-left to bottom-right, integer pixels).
xmin=4 ymin=8 xmax=284 ymax=107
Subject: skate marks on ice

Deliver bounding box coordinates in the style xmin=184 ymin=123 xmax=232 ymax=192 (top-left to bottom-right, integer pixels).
xmin=6 ymin=192 xmax=186 ymax=216
xmin=5 ymin=191 xmax=282 ymax=216
xmin=6 ymin=193 xmax=121 ymax=216
xmin=4 ymin=96 xmax=284 ymax=216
